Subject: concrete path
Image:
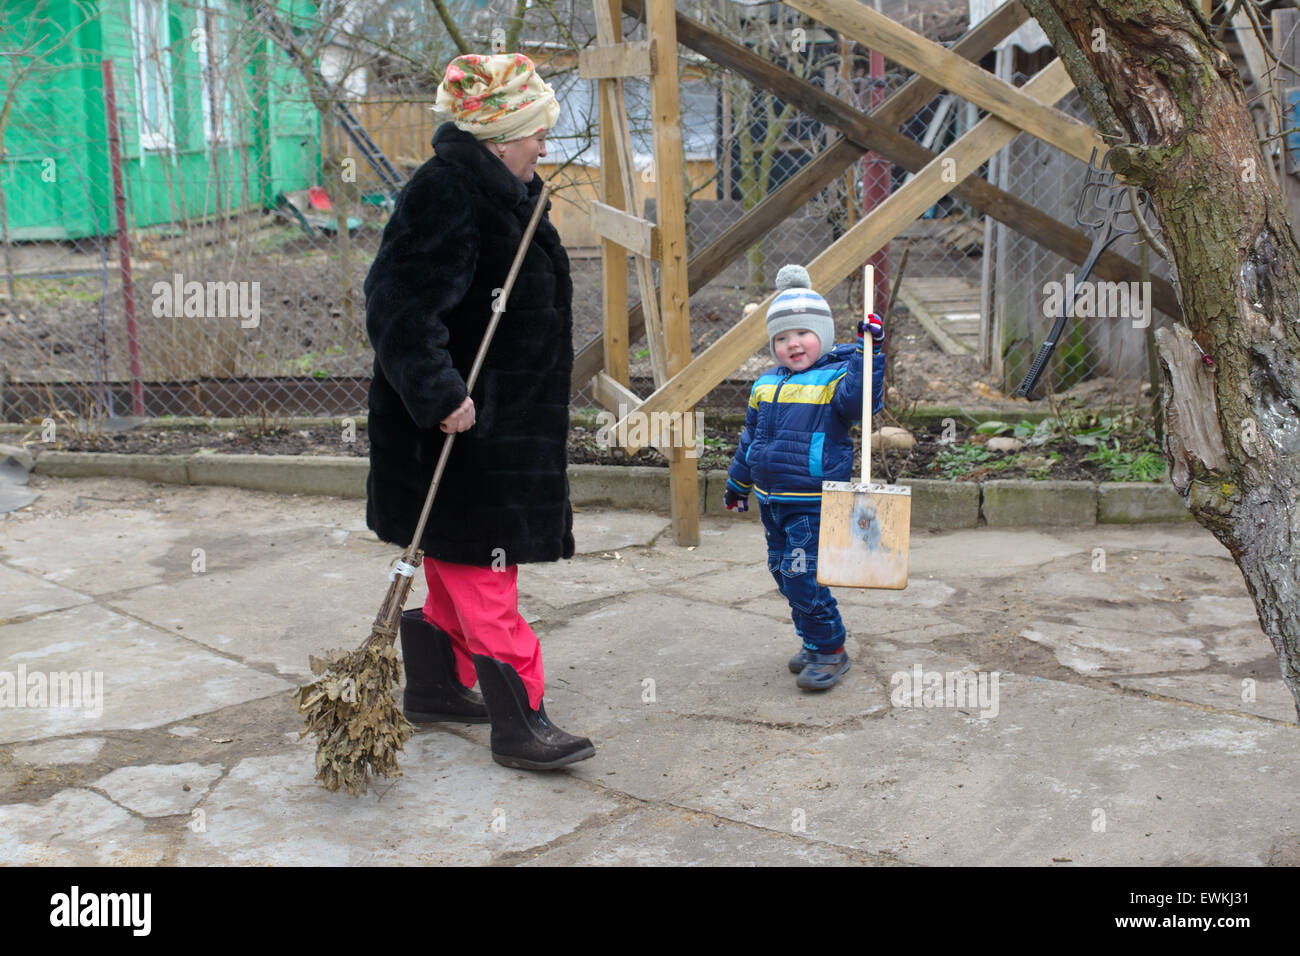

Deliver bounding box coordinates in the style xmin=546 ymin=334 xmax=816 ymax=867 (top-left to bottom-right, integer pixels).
xmin=1 ymin=474 xmax=1297 ymax=866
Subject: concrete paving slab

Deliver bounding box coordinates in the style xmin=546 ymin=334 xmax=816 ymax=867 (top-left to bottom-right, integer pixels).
xmin=1065 ymin=524 xmax=1236 ymax=559
xmin=92 ymin=762 xmax=225 ymax=817
xmin=542 ymin=592 xmax=891 ymax=729
xmin=826 ymin=576 xmax=958 ymax=610
xmin=1062 ymin=602 xmax=1192 ymax=633
xmin=1 ymin=510 xmax=189 ymax=595
xmin=517 ymin=551 xmax=729 ymax=610
xmin=1186 ymin=595 xmax=1264 ymax=628
xmin=685 ymin=673 xmax=1300 ymax=865
xmin=0 ymin=603 xmax=292 ymax=744
xmin=907 ymin=529 xmax=1088 ymax=578
xmin=547 ymin=698 xmax=802 ymax=805
xmin=734 ymin=595 xmax=971 ymax=651
xmin=1205 ymin=627 xmax=1280 ymax=667
xmin=0 ymin=563 xmax=93 ymax=620
xmin=6 ymin=476 xmax=1298 ymax=866
xmin=664 ymin=561 xmax=778 ymax=606
xmin=10 ymin=737 xmax=106 ymax=765
xmin=516 ymin=804 xmax=894 ymax=865
xmin=109 ymin=543 xmax=394 ymax=680
xmin=174 ymin=735 xmax=623 ymax=866
xmin=644 ymin=518 xmax=764 ymax=565
xmin=571 ymin=511 xmax=670 ymax=554
xmin=1114 ymin=674 xmax=1297 ymax=723
xmin=1019 ymin=622 xmax=1209 ymax=676
xmin=0 ymin=788 xmax=172 ymax=865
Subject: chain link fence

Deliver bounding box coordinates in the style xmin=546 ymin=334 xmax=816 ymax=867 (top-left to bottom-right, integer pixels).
xmin=2 ymin=0 xmax=1169 ymax=428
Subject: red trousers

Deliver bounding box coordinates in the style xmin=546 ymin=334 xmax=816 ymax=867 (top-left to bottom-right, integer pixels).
xmin=421 ymin=558 xmax=545 ymax=710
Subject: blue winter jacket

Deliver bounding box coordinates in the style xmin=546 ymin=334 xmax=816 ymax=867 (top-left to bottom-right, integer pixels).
xmin=726 ymin=341 xmax=885 ymax=504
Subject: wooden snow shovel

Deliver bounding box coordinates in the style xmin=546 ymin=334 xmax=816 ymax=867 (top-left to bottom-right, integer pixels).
xmin=816 ymin=264 xmax=911 ymax=590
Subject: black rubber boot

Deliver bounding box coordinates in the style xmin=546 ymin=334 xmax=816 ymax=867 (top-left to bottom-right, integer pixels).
xmin=472 ymin=655 xmax=595 ymax=771
xmin=399 ymin=608 xmax=489 ymax=723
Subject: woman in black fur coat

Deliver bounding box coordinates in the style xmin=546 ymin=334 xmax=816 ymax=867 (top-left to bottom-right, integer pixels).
xmin=363 ymin=53 xmax=592 ymax=771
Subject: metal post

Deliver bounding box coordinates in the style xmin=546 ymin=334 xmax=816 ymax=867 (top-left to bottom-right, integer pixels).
xmin=101 ymin=59 xmax=144 ymax=417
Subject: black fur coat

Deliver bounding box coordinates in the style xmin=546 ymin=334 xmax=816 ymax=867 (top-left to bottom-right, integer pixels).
xmin=363 ymin=122 xmax=574 ymax=566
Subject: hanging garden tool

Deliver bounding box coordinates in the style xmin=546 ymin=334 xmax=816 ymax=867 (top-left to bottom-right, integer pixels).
xmin=817 ymin=264 xmax=912 ymax=590
xmin=1014 ymin=147 xmax=1153 ymax=398
xmin=295 ymin=182 xmax=553 ymax=796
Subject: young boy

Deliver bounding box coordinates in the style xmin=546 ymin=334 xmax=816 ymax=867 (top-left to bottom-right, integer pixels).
xmin=723 ymin=264 xmax=885 ymax=691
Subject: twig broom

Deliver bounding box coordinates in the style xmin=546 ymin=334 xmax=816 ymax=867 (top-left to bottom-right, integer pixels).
xmin=295 ymin=182 xmax=553 ymax=796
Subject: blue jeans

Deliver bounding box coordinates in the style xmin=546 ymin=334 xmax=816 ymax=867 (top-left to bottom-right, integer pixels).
xmin=758 ymin=501 xmax=846 ymax=653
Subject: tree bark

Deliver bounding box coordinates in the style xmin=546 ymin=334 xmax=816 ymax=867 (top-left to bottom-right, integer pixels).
xmin=1022 ymin=0 xmax=1300 ymax=716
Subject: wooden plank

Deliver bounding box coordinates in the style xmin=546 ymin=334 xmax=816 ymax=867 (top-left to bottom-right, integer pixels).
xmin=1275 ymin=7 xmax=1300 ymax=223
xmin=612 ymin=59 xmax=1077 ymax=455
xmin=573 ymin=0 xmax=1030 ymax=394
xmin=1232 ymin=8 xmax=1281 ymax=185
xmin=598 ymin=0 xmax=630 ymax=387
xmin=895 ymin=286 xmax=973 ymax=355
xmin=589 ymin=201 xmax=661 ymax=259
xmin=579 ymin=39 xmax=656 ymax=79
xmin=1232 ymin=8 xmax=1272 ymax=93
xmin=647 ymin=0 xmax=698 ymax=546
xmin=592 ymin=0 xmax=670 ymax=387
xmin=592 ymin=370 xmax=642 ymax=413
xmin=784 ymin=0 xmax=1105 ymax=162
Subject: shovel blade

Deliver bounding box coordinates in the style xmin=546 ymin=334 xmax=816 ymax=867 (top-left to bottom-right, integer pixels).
xmin=816 ymin=482 xmax=911 ymax=589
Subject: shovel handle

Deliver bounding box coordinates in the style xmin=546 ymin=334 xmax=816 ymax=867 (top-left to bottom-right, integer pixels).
xmin=862 ymin=264 xmax=873 ymax=487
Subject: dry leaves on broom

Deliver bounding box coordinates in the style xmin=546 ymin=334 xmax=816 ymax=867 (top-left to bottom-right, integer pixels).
xmin=294 ymin=637 xmax=414 ymax=797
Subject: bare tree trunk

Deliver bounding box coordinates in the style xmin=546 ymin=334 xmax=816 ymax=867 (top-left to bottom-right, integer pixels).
xmin=1022 ymin=0 xmax=1300 ymax=716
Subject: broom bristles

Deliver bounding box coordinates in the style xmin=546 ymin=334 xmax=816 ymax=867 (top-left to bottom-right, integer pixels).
xmin=296 ymin=566 xmax=418 ymax=796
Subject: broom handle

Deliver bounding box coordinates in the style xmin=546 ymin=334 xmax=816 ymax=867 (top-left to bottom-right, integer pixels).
xmin=862 ymin=263 xmax=873 ymax=487
xmin=403 ymin=181 xmax=552 ymax=564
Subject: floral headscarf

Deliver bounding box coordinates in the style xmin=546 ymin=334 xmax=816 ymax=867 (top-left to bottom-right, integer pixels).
xmin=434 ymin=53 xmax=560 ymax=143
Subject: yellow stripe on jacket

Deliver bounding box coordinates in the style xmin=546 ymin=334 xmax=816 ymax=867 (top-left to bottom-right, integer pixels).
xmin=749 ymin=377 xmax=844 ymax=409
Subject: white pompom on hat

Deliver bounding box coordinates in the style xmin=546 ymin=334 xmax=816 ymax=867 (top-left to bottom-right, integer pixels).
xmin=765 ymin=264 xmax=835 ymax=363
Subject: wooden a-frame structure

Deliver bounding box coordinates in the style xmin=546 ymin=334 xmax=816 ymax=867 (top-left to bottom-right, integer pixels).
xmin=578 ymin=0 xmax=1184 ymax=546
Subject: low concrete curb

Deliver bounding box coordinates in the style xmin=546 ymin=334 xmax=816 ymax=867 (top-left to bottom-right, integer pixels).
xmin=31 ymin=451 xmax=1191 ymax=525
xmin=186 ymin=453 xmax=367 ymax=498
xmin=897 ymin=478 xmax=983 ymax=530
xmin=34 ymin=451 xmax=191 ymax=485
xmin=982 ymin=479 xmax=1100 ymax=528
xmin=568 ymin=464 xmax=705 ymax=511
xmin=1099 ymin=481 xmax=1193 ymax=523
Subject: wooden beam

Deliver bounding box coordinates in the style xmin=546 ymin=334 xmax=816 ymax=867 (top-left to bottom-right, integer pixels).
xmin=647 ymin=0 xmax=698 ymax=546
xmin=621 ymin=0 xmax=1181 ymax=319
xmin=589 ymin=201 xmax=661 ymax=260
xmin=784 ymin=0 xmax=1106 ymax=162
xmin=579 ymin=39 xmax=656 ymax=79
xmin=598 ymin=0 xmax=629 ymax=387
xmin=573 ymin=0 xmax=1031 ymax=394
xmin=592 ymin=0 xmax=670 ymax=386
xmin=592 ymin=370 xmax=642 ymax=414
xmin=612 ymin=59 xmax=1078 ymax=455
xmin=895 ymin=286 xmax=973 ymax=356
xmin=1232 ymin=7 xmax=1282 ymax=186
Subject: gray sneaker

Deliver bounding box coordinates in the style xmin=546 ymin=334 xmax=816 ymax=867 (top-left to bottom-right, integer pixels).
xmin=796 ymin=650 xmax=850 ymax=691
xmin=788 ymin=648 xmax=809 ymax=674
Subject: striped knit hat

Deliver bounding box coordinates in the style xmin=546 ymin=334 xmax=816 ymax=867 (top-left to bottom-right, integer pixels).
xmin=766 ymin=264 xmax=834 ymax=363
